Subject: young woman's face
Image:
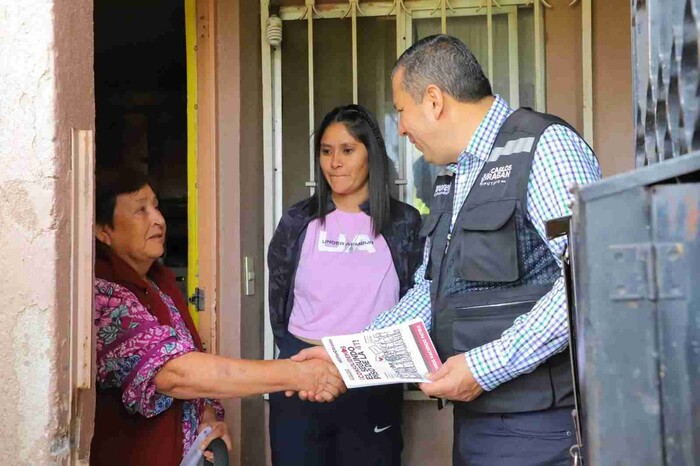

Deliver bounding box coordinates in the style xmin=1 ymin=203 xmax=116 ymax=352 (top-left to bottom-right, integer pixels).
xmin=319 ymin=122 xmax=370 ymax=197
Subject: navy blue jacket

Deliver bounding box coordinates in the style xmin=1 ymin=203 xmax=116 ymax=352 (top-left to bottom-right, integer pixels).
xmin=267 ymin=196 xmax=424 ymax=344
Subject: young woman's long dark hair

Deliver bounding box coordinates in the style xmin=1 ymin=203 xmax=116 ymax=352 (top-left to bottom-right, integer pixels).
xmin=314 ymin=104 xmax=393 ymax=236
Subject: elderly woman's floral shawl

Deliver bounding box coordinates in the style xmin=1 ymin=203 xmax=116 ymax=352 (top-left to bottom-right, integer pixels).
xmin=95 ymin=278 xmax=224 ymax=456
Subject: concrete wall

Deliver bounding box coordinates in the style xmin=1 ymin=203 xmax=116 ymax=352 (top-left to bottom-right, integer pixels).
xmin=592 ymin=0 xmax=634 ymax=176
xmin=217 ymin=0 xmax=244 ymax=460
xmin=216 ymin=0 xmax=267 ymax=462
xmin=0 ymin=0 xmax=94 ymax=464
xmin=237 ymin=0 xmax=268 ymax=464
xmin=545 ymin=0 xmax=634 ymax=176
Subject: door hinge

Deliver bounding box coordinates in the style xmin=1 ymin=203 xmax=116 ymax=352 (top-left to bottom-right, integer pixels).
xmin=608 ymin=242 xmax=686 ymax=301
xmin=188 ymin=287 xmax=206 ymax=312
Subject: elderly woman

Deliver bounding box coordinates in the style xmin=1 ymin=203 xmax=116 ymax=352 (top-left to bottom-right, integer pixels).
xmin=91 ymin=168 xmax=345 ymax=466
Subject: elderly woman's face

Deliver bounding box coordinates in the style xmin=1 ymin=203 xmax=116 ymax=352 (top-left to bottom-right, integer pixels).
xmin=97 ymin=184 xmax=166 ymax=267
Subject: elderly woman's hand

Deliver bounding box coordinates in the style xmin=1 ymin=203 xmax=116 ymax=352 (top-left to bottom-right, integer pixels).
xmin=294 ymin=357 xmax=347 ymax=402
xmin=199 ymin=406 xmax=231 ymax=463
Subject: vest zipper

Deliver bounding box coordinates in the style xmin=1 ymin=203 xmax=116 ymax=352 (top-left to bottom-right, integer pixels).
xmin=456 ymin=299 xmax=538 ymax=311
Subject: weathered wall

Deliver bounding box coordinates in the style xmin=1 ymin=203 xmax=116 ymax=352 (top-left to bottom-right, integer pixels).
xmin=545 ymin=0 xmax=584 ymax=133
xmin=216 ymin=0 xmax=244 ymax=463
xmin=237 ymin=0 xmax=268 ymax=464
xmin=546 ymin=0 xmax=634 ymax=176
xmin=0 ymin=1 xmax=94 ymax=463
xmin=216 ymin=0 xmax=268 ymax=462
xmin=593 ymin=0 xmax=634 ymax=175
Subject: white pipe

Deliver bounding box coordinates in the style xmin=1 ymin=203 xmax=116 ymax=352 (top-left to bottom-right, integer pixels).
xmin=582 ymin=0 xmax=593 ymax=144
xmin=487 ymin=0 xmax=494 ymax=81
xmin=307 ymin=1 xmax=316 ymax=195
xmin=352 ymin=0 xmax=359 ymax=103
xmin=442 ymin=0 xmax=447 ymax=33
xmin=508 ymin=10 xmax=519 ymax=107
xmin=260 ymin=0 xmax=275 ymax=361
xmin=534 ymin=0 xmax=546 ymax=111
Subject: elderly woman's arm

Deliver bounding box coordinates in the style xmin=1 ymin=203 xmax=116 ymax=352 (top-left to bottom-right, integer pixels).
xmin=95 ymin=279 xmax=344 ymax=419
xmin=153 ymin=351 xmax=341 ymax=399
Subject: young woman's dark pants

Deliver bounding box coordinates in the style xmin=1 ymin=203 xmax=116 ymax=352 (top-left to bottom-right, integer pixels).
xmin=269 ymin=332 xmax=403 ymax=466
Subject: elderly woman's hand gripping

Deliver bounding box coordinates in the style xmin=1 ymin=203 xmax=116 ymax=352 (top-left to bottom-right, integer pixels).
xmin=198 ymin=405 xmax=232 ymax=463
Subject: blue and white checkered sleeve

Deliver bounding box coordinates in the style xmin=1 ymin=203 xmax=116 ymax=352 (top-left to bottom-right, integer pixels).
xmin=465 ymin=124 xmax=602 ymax=391
xmin=366 ymin=238 xmax=433 ymax=331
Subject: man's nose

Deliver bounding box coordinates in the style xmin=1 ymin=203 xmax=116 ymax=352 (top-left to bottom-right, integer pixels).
xmin=398 ymin=117 xmax=408 ymax=137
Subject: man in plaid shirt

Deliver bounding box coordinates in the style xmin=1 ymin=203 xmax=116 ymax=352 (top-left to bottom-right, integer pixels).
xmin=375 ymin=35 xmax=601 ymax=465
xmin=293 ymin=35 xmax=600 ymax=465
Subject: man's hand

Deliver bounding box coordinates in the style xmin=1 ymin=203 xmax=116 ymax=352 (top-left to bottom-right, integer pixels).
xmin=285 ymin=346 xmax=342 ymax=401
xmin=293 ymin=355 xmax=346 ymax=402
xmin=290 ymin=345 xmax=332 ymax=363
xmin=419 ymin=354 xmax=484 ymax=402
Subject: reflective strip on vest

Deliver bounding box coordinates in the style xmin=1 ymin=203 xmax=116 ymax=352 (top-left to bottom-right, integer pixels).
xmin=488 ymin=136 xmax=535 ymax=162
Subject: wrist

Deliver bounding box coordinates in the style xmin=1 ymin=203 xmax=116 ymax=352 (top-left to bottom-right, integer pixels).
xmin=285 ymin=359 xmax=303 ymax=391
xmin=201 ymin=405 xmax=217 ymax=424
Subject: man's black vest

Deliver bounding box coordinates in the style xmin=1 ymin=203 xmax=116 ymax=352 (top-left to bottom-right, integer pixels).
xmin=422 ymin=108 xmax=576 ymax=413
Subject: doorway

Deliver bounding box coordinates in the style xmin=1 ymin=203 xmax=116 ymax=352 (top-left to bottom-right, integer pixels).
xmin=94 ymin=0 xmax=193 ymax=312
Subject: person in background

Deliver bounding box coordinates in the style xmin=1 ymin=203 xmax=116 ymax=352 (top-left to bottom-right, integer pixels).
xmin=267 ymin=104 xmax=423 ymax=466
xmin=91 ymin=168 xmax=345 ymax=466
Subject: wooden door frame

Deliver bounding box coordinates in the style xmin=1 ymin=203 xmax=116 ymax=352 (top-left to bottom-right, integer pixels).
xmin=195 ymin=0 xmax=247 ymax=463
xmin=187 ymin=0 xmax=220 ymax=355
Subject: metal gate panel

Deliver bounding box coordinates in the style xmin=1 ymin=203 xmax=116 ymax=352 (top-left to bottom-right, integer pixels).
xmin=572 ymin=185 xmax=664 ymax=466
xmin=650 ymin=184 xmax=700 ymax=465
xmin=571 ymin=153 xmax=700 ymax=465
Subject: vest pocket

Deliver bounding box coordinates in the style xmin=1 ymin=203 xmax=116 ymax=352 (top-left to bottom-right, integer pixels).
xmin=451 ymin=299 xmax=537 ymax=352
xmin=457 ymin=199 xmax=519 ymax=283
xmin=450 ymin=300 xmax=555 ymax=413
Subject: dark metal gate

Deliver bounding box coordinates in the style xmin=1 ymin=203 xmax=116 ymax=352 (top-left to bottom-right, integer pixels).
xmin=568 ymin=154 xmax=700 ymax=465
xmin=632 ymin=0 xmax=700 ymax=167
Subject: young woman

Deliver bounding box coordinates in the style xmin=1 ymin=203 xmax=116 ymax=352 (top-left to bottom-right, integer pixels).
xmin=267 ymin=105 xmax=424 ymax=466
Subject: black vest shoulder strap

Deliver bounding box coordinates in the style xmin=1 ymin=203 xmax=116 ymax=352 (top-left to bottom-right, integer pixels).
xmin=462 ymin=108 xmax=578 ymax=210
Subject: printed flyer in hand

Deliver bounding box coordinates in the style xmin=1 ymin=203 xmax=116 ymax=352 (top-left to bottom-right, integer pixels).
xmin=321 ymin=318 xmax=443 ymax=389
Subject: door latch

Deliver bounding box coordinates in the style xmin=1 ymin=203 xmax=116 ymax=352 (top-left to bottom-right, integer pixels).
xmin=188 ymin=287 xmax=205 ymax=312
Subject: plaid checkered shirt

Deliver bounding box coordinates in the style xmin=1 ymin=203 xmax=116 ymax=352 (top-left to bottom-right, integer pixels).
xmin=367 ymin=95 xmax=602 ymax=391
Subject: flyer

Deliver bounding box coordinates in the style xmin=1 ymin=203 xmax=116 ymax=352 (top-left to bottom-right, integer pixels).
xmin=322 ymin=318 xmax=443 ymax=389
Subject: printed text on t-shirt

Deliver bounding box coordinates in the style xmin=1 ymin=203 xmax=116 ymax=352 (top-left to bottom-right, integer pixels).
xmin=318 ymin=231 xmax=376 ymax=253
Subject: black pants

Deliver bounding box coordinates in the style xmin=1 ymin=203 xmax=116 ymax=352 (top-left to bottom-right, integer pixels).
xmin=268 ymin=333 xmax=403 ymax=466
xmin=453 ymin=405 xmax=576 ymax=466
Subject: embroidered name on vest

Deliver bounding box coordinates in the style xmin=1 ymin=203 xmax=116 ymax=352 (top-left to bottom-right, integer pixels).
xmin=488 ymin=136 xmax=535 ymax=162
xmin=318 ymin=231 xmax=376 ymax=253
xmin=479 ymin=164 xmax=512 ymax=186
xmin=434 ymin=184 xmax=451 ymax=196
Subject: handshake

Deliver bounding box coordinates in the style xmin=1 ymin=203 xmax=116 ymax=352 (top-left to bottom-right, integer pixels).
xmin=285 ymin=345 xmax=485 ymax=404
xmin=286 ymin=346 xmax=347 ymax=402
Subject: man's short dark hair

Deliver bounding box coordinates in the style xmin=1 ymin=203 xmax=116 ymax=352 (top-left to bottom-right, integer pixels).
xmin=95 ymin=166 xmax=152 ymax=227
xmin=393 ymin=34 xmax=492 ymax=103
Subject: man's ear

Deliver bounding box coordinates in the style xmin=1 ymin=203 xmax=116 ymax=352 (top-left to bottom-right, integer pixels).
xmin=95 ymin=223 xmax=112 ymax=245
xmin=424 ymin=84 xmax=445 ymax=120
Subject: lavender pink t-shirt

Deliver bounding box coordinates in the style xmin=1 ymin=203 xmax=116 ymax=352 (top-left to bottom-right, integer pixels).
xmin=288 ymin=209 xmax=400 ymax=340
